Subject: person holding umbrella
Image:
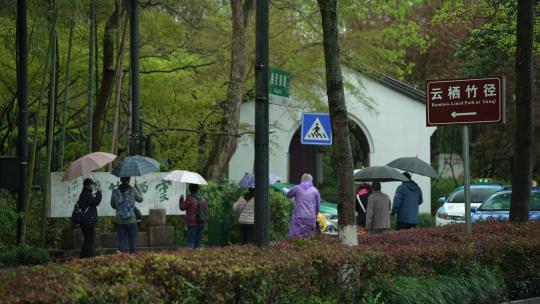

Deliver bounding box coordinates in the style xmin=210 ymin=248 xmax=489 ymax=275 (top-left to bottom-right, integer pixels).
xmin=355 ymin=182 xmax=372 ymax=236
xmin=111 ymin=177 xmax=143 ymax=253
xmin=391 ymin=172 xmax=423 ymax=230
xmin=179 ymin=184 xmax=209 ymax=249
xmin=366 ymin=182 xmax=391 ymax=235
xmin=78 ymin=178 xmax=102 ymax=258
xmin=233 ymin=187 xmax=255 ymax=244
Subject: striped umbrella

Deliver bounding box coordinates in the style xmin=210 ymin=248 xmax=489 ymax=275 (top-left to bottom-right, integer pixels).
xmin=111 ymin=155 xmax=160 ymax=177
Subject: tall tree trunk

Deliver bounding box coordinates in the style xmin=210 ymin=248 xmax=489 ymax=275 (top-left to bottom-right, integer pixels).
xmin=41 ymin=0 xmax=58 ymax=246
xmin=510 ymin=0 xmax=535 ymax=222
xmin=317 ymin=0 xmax=357 ymax=246
xmin=111 ymin=3 xmax=128 ymax=159
xmin=93 ymin=4 xmax=120 ymax=151
xmin=203 ymin=0 xmax=254 ymax=181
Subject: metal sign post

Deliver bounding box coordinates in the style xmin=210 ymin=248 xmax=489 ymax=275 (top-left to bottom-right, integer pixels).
xmin=463 ymin=126 xmax=471 ymax=233
xmin=254 ymin=0 xmax=269 ymax=247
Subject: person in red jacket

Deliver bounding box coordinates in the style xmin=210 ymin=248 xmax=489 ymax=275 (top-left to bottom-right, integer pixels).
xmin=179 ymin=184 xmax=208 ymax=248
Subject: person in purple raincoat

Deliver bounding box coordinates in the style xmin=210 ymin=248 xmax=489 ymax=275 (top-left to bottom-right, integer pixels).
xmin=287 ymin=173 xmax=320 ymax=239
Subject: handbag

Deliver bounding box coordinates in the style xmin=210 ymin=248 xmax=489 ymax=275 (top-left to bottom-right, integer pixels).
xmin=71 ymin=201 xmax=89 ymax=224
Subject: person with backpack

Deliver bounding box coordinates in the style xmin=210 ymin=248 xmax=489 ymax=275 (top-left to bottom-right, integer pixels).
xmin=179 ymin=184 xmax=208 ymax=248
xmin=111 ymin=176 xmax=143 ymax=253
xmin=77 ymin=178 xmax=102 ymax=258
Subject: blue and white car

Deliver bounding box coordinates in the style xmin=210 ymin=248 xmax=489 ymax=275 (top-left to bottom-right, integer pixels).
xmin=472 ymin=188 xmax=540 ymax=222
xmin=436 ymin=184 xmax=504 ymax=226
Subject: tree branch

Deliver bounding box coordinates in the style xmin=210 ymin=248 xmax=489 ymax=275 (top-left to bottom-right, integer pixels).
xmin=142 ymin=120 xmax=255 ymax=137
xmin=139 ymin=61 xmax=216 ymax=74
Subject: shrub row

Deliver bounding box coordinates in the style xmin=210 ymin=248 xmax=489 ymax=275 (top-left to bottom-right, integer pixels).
xmin=0 ymin=244 xmax=49 ymax=266
xmin=0 ymin=221 xmax=539 ymax=303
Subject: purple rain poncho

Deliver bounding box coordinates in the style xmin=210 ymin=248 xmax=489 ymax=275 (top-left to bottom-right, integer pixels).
xmin=287 ymin=181 xmax=321 ymax=239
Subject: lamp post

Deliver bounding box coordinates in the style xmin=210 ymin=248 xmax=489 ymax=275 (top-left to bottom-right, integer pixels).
xmin=16 ymin=0 xmax=29 ymax=244
xmin=129 ymin=0 xmax=143 ymax=155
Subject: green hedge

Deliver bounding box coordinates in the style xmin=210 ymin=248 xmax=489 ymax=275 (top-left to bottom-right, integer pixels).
xmin=0 ymin=244 xmax=50 ymax=266
xmin=1 ymin=221 xmax=539 ymax=303
xmin=202 ymin=182 xmax=292 ymax=244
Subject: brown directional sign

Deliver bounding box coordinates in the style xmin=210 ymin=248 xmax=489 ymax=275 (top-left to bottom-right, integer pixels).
xmin=426 ymin=77 xmax=504 ymax=126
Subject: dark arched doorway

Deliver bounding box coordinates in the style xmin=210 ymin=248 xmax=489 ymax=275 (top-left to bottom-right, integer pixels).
xmin=288 ymin=119 xmax=371 ymax=187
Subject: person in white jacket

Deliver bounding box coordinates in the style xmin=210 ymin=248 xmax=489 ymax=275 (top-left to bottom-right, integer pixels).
xmin=233 ymin=188 xmax=255 ymax=244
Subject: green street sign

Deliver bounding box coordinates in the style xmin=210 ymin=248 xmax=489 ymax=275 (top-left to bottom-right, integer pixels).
xmin=269 ymin=67 xmax=290 ymax=98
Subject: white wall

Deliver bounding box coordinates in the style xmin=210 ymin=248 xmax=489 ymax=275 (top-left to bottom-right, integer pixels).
xmin=229 ymin=71 xmax=436 ymax=214
xmin=50 ymin=172 xmax=186 ymax=217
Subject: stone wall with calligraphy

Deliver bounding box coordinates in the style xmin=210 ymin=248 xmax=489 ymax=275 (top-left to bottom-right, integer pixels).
xmin=49 ymin=172 xmax=186 ymax=217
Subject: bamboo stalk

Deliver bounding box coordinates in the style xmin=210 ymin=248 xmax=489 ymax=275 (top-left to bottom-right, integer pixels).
xmin=59 ymin=24 xmax=74 ymax=170
xmin=41 ymin=0 xmax=58 ymax=247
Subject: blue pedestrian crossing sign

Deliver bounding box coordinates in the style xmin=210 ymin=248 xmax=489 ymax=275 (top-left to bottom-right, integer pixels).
xmin=301 ymin=113 xmax=332 ymax=145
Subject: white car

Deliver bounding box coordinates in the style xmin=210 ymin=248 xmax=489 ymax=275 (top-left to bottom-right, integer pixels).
xmin=435 ymin=184 xmax=504 ymax=226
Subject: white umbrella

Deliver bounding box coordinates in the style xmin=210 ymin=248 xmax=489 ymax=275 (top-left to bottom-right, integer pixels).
xmin=163 ymin=170 xmax=208 ymax=185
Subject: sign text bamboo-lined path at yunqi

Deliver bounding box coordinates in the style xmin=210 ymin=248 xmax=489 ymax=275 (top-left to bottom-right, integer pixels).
xmin=426 ymin=77 xmax=505 ymax=126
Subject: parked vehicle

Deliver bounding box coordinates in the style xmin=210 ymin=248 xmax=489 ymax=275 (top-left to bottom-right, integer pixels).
xmin=472 ymin=188 xmax=540 ymax=223
xmin=436 ymin=183 xmax=504 ymax=226
xmin=270 ymin=182 xmax=338 ymax=234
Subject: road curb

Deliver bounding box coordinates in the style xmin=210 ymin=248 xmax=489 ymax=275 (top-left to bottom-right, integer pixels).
xmin=502 ymin=296 xmax=540 ymax=304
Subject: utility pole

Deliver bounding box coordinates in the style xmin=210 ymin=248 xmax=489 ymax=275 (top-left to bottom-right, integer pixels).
xmin=129 ymin=0 xmax=142 ymax=156
xmin=16 ymin=0 xmax=29 ymax=244
xmin=254 ymin=0 xmax=269 ymax=246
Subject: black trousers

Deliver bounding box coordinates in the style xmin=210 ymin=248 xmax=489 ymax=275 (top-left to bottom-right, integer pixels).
xmin=396 ymin=221 xmax=417 ymax=230
xmin=240 ymin=224 xmax=254 ymax=245
xmin=80 ymin=223 xmax=96 ymax=258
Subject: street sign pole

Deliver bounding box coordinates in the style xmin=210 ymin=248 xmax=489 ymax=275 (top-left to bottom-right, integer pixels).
xmin=254 ymin=0 xmax=269 ymax=247
xmin=463 ymin=125 xmax=472 ymax=234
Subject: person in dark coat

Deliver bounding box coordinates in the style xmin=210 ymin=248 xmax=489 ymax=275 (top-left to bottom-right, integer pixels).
xmin=355 ymin=183 xmax=372 ymax=228
xmin=78 ymin=178 xmax=102 ymax=258
xmin=391 ymin=172 xmax=423 ymax=230
xmin=179 ymin=184 xmax=208 ymax=248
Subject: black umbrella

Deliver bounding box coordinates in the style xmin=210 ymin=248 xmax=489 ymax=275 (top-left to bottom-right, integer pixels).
xmin=353 ymin=166 xmax=410 ymax=182
xmin=386 ymin=156 xmax=438 ymax=179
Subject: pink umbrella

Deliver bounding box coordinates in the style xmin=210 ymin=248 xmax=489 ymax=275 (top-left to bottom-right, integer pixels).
xmin=62 ymin=152 xmax=117 ymax=181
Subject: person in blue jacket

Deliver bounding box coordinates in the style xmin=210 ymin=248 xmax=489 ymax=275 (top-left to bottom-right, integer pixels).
xmin=391 ymin=172 xmax=423 ymax=230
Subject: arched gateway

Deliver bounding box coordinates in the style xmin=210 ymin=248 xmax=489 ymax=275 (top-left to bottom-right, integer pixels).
xmin=228 ymin=69 xmax=436 ymax=214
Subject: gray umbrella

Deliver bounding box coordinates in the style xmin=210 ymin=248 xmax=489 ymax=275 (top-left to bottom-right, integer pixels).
xmin=386 ymin=156 xmax=438 ymax=179
xmin=112 ymin=155 xmax=160 ymax=177
xmin=353 ymin=166 xmax=410 ymax=182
